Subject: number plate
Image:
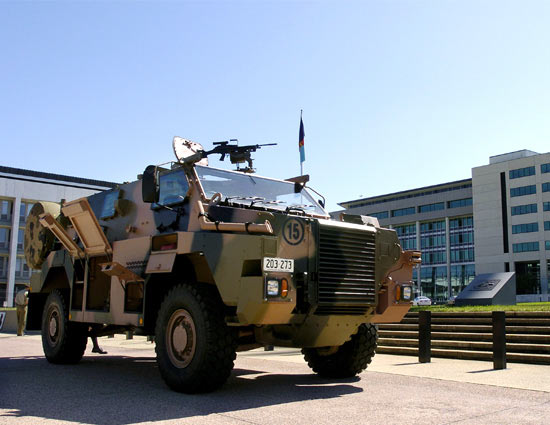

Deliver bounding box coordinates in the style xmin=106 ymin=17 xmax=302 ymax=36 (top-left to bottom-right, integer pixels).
xmin=263 ymin=257 xmax=294 ymax=273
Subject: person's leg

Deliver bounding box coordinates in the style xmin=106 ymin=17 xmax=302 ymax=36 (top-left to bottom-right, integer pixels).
xmin=16 ymin=306 xmax=24 ymax=336
xmin=91 ymin=335 xmax=107 ymax=354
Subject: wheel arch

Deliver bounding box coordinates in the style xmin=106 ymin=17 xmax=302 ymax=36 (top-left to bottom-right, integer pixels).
xmin=27 ymin=265 xmax=72 ymax=331
xmin=143 ymin=253 xmax=219 ymax=334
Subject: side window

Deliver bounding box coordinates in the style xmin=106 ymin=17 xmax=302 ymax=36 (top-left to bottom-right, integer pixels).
xmin=100 ymin=190 xmax=120 ymax=220
xmin=158 ymin=170 xmax=189 ymax=206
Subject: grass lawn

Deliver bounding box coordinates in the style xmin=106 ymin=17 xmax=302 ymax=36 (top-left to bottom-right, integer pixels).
xmin=411 ymin=302 xmax=550 ymax=313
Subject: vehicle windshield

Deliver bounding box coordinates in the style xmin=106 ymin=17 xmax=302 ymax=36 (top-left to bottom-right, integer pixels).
xmin=195 ymin=165 xmax=327 ymax=215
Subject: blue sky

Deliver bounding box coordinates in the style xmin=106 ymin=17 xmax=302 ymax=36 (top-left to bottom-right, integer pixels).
xmin=1 ymin=0 xmax=550 ymax=211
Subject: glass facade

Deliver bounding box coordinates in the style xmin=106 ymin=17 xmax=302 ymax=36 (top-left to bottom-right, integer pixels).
xmin=512 ymin=242 xmax=539 ymax=253
xmin=509 ymin=166 xmax=535 ymax=179
xmin=510 ymin=185 xmax=536 ymax=197
xmin=450 ymin=264 xmax=475 ymax=296
xmin=0 ymin=200 xmax=12 ymax=222
xmin=370 ymin=211 xmax=389 ymax=219
xmin=0 ymin=256 xmax=7 ymax=279
xmin=511 ymin=204 xmax=537 ymax=215
xmin=420 ymin=266 xmax=448 ymax=302
xmin=0 ymin=227 xmax=9 ymax=250
xmin=395 ymin=223 xmax=416 ymax=250
xmin=391 ymin=207 xmax=415 ymax=217
xmin=418 ymin=202 xmax=445 ymax=213
xmin=420 ymin=220 xmax=446 ymax=265
xmin=19 ymin=201 xmax=33 ymax=223
xmin=448 ymin=198 xmax=472 ymax=208
xmin=512 ymin=222 xmax=539 ymax=234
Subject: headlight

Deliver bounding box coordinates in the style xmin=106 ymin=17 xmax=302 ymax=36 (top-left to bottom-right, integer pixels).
xmin=266 ymin=280 xmax=279 ymax=297
xmin=403 ymin=286 xmax=412 ymax=300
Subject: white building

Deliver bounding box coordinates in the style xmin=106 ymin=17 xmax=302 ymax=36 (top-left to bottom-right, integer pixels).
xmin=336 ymin=150 xmax=550 ymax=302
xmin=0 ymin=166 xmax=116 ymax=307
xmin=473 ymin=150 xmax=550 ymax=301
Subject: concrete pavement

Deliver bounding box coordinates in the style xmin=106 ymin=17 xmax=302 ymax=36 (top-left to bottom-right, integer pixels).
xmin=1 ymin=332 xmax=549 ymax=425
xmin=6 ymin=333 xmax=548 ymax=393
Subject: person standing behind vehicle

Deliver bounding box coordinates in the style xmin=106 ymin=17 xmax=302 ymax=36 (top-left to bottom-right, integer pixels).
xmin=15 ymin=286 xmax=29 ymax=336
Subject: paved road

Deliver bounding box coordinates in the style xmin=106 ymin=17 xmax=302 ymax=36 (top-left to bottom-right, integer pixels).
xmin=1 ymin=334 xmax=549 ymax=425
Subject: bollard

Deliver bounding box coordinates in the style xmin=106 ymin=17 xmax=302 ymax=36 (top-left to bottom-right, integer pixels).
xmin=418 ymin=310 xmax=431 ymax=363
xmin=492 ymin=311 xmax=506 ymax=370
xmin=126 ymin=331 xmax=134 ymax=340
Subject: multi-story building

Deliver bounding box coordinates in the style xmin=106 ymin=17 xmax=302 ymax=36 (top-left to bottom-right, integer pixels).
xmin=335 ymin=150 xmax=550 ymax=303
xmin=473 ymin=150 xmax=550 ymax=301
xmin=0 ymin=166 xmax=116 ymax=307
xmin=336 ymin=179 xmax=475 ymax=303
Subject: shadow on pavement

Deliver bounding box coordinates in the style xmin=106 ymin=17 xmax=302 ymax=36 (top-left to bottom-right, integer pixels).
xmin=0 ymin=355 xmax=362 ymax=424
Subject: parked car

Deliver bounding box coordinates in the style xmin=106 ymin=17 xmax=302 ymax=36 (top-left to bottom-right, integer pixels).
xmin=412 ymin=296 xmax=432 ymax=306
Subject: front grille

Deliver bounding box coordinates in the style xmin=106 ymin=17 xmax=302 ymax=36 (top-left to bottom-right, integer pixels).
xmin=316 ymin=224 xmax=376 ymax=315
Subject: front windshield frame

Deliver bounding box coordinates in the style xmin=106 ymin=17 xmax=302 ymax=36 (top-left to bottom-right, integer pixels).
xmin=192 ymin=164 xmax=328 ymax=217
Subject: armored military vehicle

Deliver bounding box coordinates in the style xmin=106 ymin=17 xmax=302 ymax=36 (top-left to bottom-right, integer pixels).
xmin=24 ymin=137 xmax=420 ymax=393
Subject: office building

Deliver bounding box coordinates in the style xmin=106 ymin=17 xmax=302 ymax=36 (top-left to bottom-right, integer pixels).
xmin=335 ymin=150 xmax=550 ymax=303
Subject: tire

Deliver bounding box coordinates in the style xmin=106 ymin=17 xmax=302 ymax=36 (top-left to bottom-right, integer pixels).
xmin=42 ymin=290 xmax=87 ymax=364
xmin=155 ymin=283 xmax=237 ymax=393
xmin=302 ymin=323 xmax=378 ymax=378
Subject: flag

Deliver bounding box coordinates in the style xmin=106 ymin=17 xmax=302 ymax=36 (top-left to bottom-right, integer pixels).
xmin=299 ymin=114 xmax=305 ymax=163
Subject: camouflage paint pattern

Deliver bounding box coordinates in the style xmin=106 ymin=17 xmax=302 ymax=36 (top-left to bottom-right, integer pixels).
xmin=26 ymin=159 xmax=418 ymax=348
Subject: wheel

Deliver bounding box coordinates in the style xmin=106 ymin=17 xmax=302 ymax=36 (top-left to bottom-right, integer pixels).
xmin=155 ymin=283 xmax=237 ymax=393
xmin=302 ymin=323 xmax=378 ymax=378
xmin=41 ymin=290 xmax=87 ymax=364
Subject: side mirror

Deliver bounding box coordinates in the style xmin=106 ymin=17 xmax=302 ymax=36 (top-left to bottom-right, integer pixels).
xmin=142 ymin=165 xmax=159 ymax=203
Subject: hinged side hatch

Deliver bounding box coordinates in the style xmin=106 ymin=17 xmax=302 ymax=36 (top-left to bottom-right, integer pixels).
xmin=61 ymin=198 xmax=112 ymax=257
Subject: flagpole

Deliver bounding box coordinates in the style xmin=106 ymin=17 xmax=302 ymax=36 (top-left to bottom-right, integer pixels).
xmin=300 ymin=109 xmax=303 ymax=176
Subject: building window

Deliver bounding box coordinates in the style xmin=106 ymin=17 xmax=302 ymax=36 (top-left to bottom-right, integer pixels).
xmin=15 ymin=257 xmax=30 ymax=279
xmin=451 ymin=264 xmax=475 ymax=295
xmin=0 ymin=256 xmax=7 ymax=279
xmin=512 ymin=222 xmax=539 ymax=234
xmin=448 ymin=198 xmax=472 ymax=209
xmin=17 ymin=229 xmax=24 ymax=251
xmin=512 ymin=242 xmax=539 ymax=253
xmin=369 ymin=211 xmax=389 ymax=220
xmin=0 ymin=200 xmax=12 ymax=222
xmin=395 ymin=223 xmax=417 ymax=250
xmin=391 ymin=207 xmax=416 ymax=217
xmin=395 ymin=223 xmax=416 ymax=236
xmin=510 ymin=185 xmax=536 ymax=197
xmin=544 ymin=202 xmax=550 ymax=212
xmin=450 ymin=248 xmax=475 ymax=263
xmin=0 ymin=228 xmax=10 ymax=249
xmin=420 ymin=266 xmax=448 ymax=302
xmin=509 ymin=166 xmax=535 ymax=179
xmin=546 ymin=241 xmax=550 ymax=250
xmin=420 ymin=220 xmax=446 ymax=232
xmin=449 ymin=216 xmax=473 ymax=229
xmin=542 ymin=163 xmax=550 ymax=173
xmin=418 ymin=202 xmax=445 ymax=213
xmin=19 ymin=202 xmax=33 ymax=223
xmin=545 ymin=221 xmax=550 ymax=231
xmin=450 ymin=231 xmax=474 ymax=244
xmin=542 ymin=182 xmax=550 ymax=193
xmin=511 ymin=204 xmax=538 ymax=215
xmin=421 ymin=235 xmax=446 ymax=249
